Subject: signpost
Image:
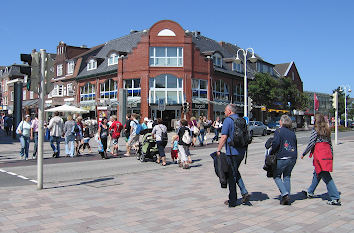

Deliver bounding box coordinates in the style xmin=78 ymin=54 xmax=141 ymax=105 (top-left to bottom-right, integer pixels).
xmin=158 ymin=98 xmax=165 ymax=118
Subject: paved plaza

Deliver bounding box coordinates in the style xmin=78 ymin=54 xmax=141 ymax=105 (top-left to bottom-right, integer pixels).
xmin=0 ymin=130 xmax=354 ymax=232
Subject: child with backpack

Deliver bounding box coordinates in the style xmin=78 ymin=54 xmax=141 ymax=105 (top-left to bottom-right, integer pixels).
xmin=79 ymin=123 xmax=92 ymax=154
xmin=171 ymin=135 xmax=179 ymax=163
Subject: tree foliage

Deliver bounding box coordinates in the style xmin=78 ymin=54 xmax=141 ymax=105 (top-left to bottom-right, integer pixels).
xmin=331 ymin=87 xmax=352 ymax=119
xmin=249 ymin=73 xmax=308 ymax=110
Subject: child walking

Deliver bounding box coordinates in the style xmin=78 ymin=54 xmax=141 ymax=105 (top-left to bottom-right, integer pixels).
xmin=171 ymin=135 xmax=179 ymax=163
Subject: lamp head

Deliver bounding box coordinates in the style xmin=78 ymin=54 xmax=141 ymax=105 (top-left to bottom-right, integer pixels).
xmin=249 ymin=54 xmax=257 ymax=63
xmin=235 ymin=56 xmax=242 ymax=64
xmin=348 ymin=89 xmax=352 ymax=93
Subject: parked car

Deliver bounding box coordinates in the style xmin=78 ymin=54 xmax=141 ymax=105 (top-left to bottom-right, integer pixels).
xmin=248 ymin=121 xmax=268 ymax=137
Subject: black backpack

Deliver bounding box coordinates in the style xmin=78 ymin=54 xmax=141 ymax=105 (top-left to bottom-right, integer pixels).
xmin=228 ymin=116 xmax=251 ymax=148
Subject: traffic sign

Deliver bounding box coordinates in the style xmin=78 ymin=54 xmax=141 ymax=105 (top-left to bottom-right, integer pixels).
xmin=158 ymin=98 xmax=165 ymax=111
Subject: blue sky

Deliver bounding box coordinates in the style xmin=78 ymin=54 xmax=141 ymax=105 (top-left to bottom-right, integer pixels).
xmin=1 ymin=0 xmax=353 ymax=96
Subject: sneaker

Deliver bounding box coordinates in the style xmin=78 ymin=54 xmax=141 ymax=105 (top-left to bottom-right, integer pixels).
xmin=25 ymin=157 xmax=28 ymax=161
xmin=32 ymin=156 xmax=36 ymax=160
xmin=242 ymin=193 xmax=251 ymax=204
xmin=302 ymin=190 xmax=315 ymax=198
xmin=327 ymin=199 xmax=341 ymax=206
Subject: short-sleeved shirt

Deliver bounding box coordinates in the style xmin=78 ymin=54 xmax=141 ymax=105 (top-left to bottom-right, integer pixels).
xmin=130 ymin=120 xmax=138 ymax=136
xmin=152 ymin=124 xmax=167 ymax=142
xmin=221 ymin=114 xmax=246 ymax=156
xmin=31 ymin=118 xmax=39 ymax=133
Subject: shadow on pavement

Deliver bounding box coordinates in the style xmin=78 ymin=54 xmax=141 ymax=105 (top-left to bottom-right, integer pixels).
xmin=44 ymin=177 xmax=115 ymax=190
xmin=249 ymin=192 xmax=270 ymax=202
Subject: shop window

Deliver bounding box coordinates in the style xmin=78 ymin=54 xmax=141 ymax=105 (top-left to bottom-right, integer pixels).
xmin=124 ymin=78 xmax=141 ymax=98
xmin=192 ymin=79 xmax=208 ymax=99
xmin=101 ymin=79 xmax=118 ymax=100
xmin=213 ymin=80 xmax=229 ymax=101
xmin=149 ymin=74 xmax=183 ymax=104
xmin=80 ymin=82 xmax=96 ymax=102
xmin=233 ymin=83 xmax=244 ymax=103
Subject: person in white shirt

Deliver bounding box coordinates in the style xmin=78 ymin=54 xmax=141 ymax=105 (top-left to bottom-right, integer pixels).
xmin=16 ymin=115 xmax=32 ymax=160
xmin=47 ymin=111 xmax=64 ymax=158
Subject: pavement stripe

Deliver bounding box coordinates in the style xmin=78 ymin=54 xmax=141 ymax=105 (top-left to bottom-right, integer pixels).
xmin=0 ymin=169 xmax=5 ymax=172
xmin=17 ymin=175 xmax=29 ymax=180
xmin=7 ymin=172 xmax=17 ymax=176
xmin=29 ymin=180 xmax=38 ymax=183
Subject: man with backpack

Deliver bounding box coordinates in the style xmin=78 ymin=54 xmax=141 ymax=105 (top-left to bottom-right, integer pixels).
xmin=216 ymin=104 xmax=251 ymax=207
xmin=109 ymin=115 xmax=123 ymax=156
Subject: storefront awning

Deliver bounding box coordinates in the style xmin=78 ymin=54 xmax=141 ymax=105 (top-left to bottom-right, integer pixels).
xmin=23 ymin=99 xmax=39 ymax=107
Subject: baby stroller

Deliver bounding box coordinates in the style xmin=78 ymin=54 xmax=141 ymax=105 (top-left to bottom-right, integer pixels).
xmin=136 ymin=129 xmax=159 ymax=162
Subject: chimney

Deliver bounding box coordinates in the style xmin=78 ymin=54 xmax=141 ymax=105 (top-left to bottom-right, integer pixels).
xmin=130 ymin=29 xmax=138 ymax=34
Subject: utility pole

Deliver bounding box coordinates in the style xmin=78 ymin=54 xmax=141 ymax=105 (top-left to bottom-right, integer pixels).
xmin=332 ymin=91 xmax=338 ymax=145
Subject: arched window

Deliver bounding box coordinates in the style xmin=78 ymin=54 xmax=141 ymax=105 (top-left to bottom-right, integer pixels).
xmin=149 ymin=74 xmax=183 ymax=104
xmin=87 ymin=59 xmax=97 ymax=71
xmin=100 ymin=79 xmax=117 ymax=100
xmin=80 ymin=82 xmax=96 ymax=102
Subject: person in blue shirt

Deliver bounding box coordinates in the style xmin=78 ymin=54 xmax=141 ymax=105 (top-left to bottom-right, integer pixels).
xmin=216 ymin=104 xmax=250 ymax=207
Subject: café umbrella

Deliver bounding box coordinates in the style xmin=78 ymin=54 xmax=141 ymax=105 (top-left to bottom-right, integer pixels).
xmin=44 ymin=104 xmax=89 ymax=113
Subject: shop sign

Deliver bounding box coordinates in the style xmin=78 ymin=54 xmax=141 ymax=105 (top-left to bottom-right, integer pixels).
xmin=192 ymin=103 xmax=208 ymax=109
xmin=261 ymin=106 xmax=266 ymax=111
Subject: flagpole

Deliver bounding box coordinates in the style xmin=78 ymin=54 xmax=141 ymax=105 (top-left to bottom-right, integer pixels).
xmin=313 ymin=93 xmax=316 ymax=116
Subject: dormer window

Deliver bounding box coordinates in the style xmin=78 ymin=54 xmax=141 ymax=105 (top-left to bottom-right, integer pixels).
xmin=212 ymin=54 xmax=222 ymax=67
xmin=108 ymin=53 xmax=119 ymax=66
xmin=87 ymin=59 xmax=97 ymax=71
xmin=67 ymin=60 xmax=75 ymax=75
xmin=232 ymin=62 xmax=243 ymax=73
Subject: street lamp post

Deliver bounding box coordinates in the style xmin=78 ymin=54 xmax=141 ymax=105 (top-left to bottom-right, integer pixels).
xmin=235 ymin=48 xmax=257 ymax=118
xmin=340 ymin=85 xmax=352 ymax=127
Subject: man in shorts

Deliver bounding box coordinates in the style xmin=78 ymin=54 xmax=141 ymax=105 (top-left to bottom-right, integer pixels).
xmin=109 ymin=115 xmax=123 ymax=156
xmin=124 ymin=113 xmax=140 ymax=156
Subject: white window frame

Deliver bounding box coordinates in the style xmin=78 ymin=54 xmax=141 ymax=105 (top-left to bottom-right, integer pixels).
xmin=192 ymin=79 xmax=208 ymax=99
xmin=11 ymin=91 xmax=14 ymax=101
xmin=57 ymin=64 xmax=63 ymax=76
xmin=233 ymin=83 xmax=244 ymax=103
xmin=212 ymin=53 xmax=222 ymax=67
xmin=149 ymin=74 xmax=183 ymax=104
xmin=23 ymin=90 xmax=26 ymax=100
xmin=149 ymin=47 xmax=183 ymax=67
xmin=100 ymin=79 xmax=118 ymax=100
xmin=67 ymin=60 xmax=75 ymax=75
xmin=67 ymin=83 xmax=74 ymax=96
xmin=87 ymin=59 xmax=97 ymax=71
xmin=51 ymin=84 xmax=64 ymax=97
xmin=30 ymin=91 xmax=34 ymax=100
xmin=232 ymin=62 xmax=243 ymax=73
xmin=108 ymin=53 xmax=119 ymax=66
xmin=124 ymin=79 xmax=141 ymax=98
xmin=80 ymin=83 xmax=96 ymax=102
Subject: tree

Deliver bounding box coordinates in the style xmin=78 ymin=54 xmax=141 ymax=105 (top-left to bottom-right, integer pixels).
xmin=248 ymin=73 xmax=281 ymax=109
xmin=279 ymin=77 xmax=309 ymax=110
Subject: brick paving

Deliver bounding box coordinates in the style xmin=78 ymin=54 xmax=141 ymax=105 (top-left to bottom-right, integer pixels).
xmin=0 ymin=130 xmax=354 ymax=232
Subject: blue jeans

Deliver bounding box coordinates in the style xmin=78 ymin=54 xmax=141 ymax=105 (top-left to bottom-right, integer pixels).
xmin=156 ymin=141 xmax=166 ymax=157
xmin=307 ymin=170 xmax=340 ymax=201
xmin=33 ymin=132 xmax=38 ymax=157
xmin=198 ymin=129 xmax=205 ymax=145
xmin=226 ymin=155 xmax=248 ymax=206
xmin=19 ymin=135 xmax=30 ymax=158
xmin=65 ymin=135 xmax=75 ymax=157
xmin=50 ymin=136 xmax=61 ymax=156
xmin=213 ymin=129 xmax=219 ymax=141
xmin=273 ymin=158 xmax=296 ymax=196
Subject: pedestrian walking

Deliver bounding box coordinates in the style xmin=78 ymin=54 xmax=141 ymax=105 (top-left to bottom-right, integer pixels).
xmin=271 ymin=115 xmax=297 ymax=205
xmin=152 ymin=118 xmax=168 ymax=166
xmin=5 ymin=115 xmax=13 ymax=136
xmin=189 ymin=116 xmax=199 ymax=146
xmin=216 ymin=104 xmax=250 ymax=207
xmin=79 ymin=123 xmax=92 ymax=154
xmin=75 ymin=116 xmax=83 ymax=156
xmin=124 ymin=113 xmax=132 ymax=144
xmin=141 ymin=117 xmax=149 ymax=130
xmin=301 ymin=113 xmax=341 ymax=206
xmin=212 ymin=116 xmax=222 ymax=143
xmin=107 ymin=116 xmax=114 ymax=153
xmin=48 ymin=111 xmax=64 ymax=158
xmin=197 ymin=116 xmax=206 ymax=146
xmin=109 ymin=115 xmax=123 ymax=156
xmin=171 ymin=135 xmax=179 ymax=163
xmin=97 ymin=117 xmax=109 ymax=159
xmin=177 ymin=119 xmax=192 ymax=168
xmin=30 ymin=114 xmax=39 ymax=159
xmin=16 ymin=115 xmax=32 ymax=160
xmin=63 ymin=115 xmax=76 ymax=158
xmin=125 ymin=113 xmax=140 ymax=157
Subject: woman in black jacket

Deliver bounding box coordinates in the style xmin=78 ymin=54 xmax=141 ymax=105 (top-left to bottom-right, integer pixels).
xmin=271 ymin=115 xmax=298 ymax=205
